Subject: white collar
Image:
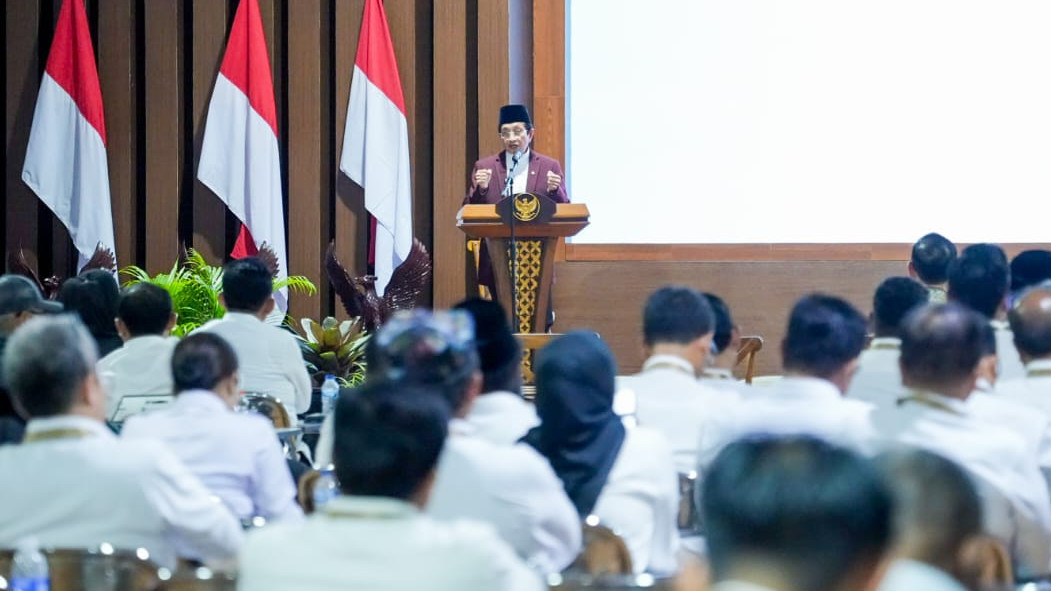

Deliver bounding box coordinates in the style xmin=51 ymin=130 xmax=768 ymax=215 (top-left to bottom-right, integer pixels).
xmin=222 ymin=311 xmax=262 ymax=323
xmin=709 ymin=581 xmax=784 ymax=591
xmin=770 ymin=376 xmax=843 ymax=401
xmin=447 ymin=418 xmax=476 ymax=437
xmin=120 ymin=334 xmax=173 ymax=349
xmin=24 ymin=415 xmax=115 ymax=440
xmin=897 ymin=389 xmax=970 ymax=416
xmin=990 ymin=319 xmax=1010 ymax=331
xmin=173 ymin=390 xmax=233 ymax=412
xmin=469 ymin=391 xmax=531 ymax=414
xmin=504 ymin=149 xmax=531 ymax=167
xmin=868 ymin=336 xmax=901 ymax=350
xmin=322 ymin=496 xmax=418 ymax=520
xmin=641 ymin=354 xmax=696 ymax=376
xmin=1025 ymin=358 xmax=1051 ymax=375
xmin=701 ymin=367 xmax=735 ymax=380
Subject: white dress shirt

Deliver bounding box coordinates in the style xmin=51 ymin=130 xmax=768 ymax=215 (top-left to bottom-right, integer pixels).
xmin=846 ymin=337 xmax=906 ymax=410
xmin=121 ymin=390 xmax=303 ymax=523
xmin=197 ymin=312 xmax=312 ymax=421
xmin=996 ymin=359 xmax=1051 ymax=417
xmin=591 ymin=425 xmax=681 ymax=576
xmin=620 ymin=354 xmax=732 ymax=473
xmin=237 ymin=496 xmax=543 ymax=591
xmin=427 ymin=419 xmax=582 ymax=574
xmin=968 ymin=390 xmax=1051 ymax=495
xmin=868 ymin=391 xmax=1051 ymax=577
xmin=0 ymin=416 xmax=243 ymax=568
xmin=699 ymin=367 xmax=753 ymax=397
xmin=877 ymin=559 xmax=969 ymax=591
xmin=505 ymin=148 xmax=531 ymax=195
xmin=462 ymin=391 xmax=540 ymax=445
xmin=993 ymin=320 xmax=1026 ymax=381
xmin=97 ymin=335 xmax=178 ymax=417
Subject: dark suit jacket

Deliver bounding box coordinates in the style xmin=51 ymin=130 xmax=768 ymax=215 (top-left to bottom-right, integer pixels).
xmin=463 ymin=150 xmax=569 ymax=205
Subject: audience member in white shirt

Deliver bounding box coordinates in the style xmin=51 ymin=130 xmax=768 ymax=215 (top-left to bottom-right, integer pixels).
xmin=907 ymin=232 xmax=956 ymax=303
xmin=699 ymin=294 xmax=875 ymax=471
xmin=701 ymin=436 xmax=891 ymax=591
xmin=122 ymin=333 xmax=302 ymax=524
xmin=452 ymin=298 xmax=539 ymax=444
xmin=360 ymin=309 xmax=580 ymax=574
xmin=868 ymin=303 xmax=1051 ymax=577
xmin=97 ymin=283 xmax=178 ymax=418
xmin=238 ymin=381 xmax=542 ymax=591
xmin=998 ymin=287 xmax=1051 ymax=417
xmin=197 ymin=257 xmax=311 ymax=422
xmin=846 ymin=277 xmax=928 ymax=409
xmin=698 ymin=292 xmax=751 ymax=395
xmin=874 ymin=449 xmax=984 ymax=591
xmin=0 ymin=315 xmax=242 ymax=568
xmin=619 ymin=286 xmax=729 ymax=474
xmin=525 ymin=332 xmax=680 ymax=576
xmin=948 ymin=244 xmax=1025 ymax=380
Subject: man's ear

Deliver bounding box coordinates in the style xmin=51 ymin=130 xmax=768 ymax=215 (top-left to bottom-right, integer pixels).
xmin=165 ymin=313 xmax=178 ymax=335
xmin=115 ymin=318 xmax=131 ymax=342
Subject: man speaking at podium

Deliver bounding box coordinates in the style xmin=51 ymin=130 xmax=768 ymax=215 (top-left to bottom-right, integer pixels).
xmin=464 ymin=104 xmax=569 ymax=205
xmin=464 ymin=104 xmax=569 ymax=304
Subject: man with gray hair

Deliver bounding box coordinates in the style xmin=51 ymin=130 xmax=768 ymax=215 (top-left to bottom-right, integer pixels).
xmin=0 ymin=315 xmax=243 ymax=568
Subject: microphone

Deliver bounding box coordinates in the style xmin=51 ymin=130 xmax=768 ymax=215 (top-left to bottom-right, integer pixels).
xmin=503 ymin=150 xmax=523 ymax=197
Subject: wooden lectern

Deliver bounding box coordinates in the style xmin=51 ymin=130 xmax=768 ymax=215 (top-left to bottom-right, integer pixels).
xmin=457 ymin=196 xmax=590 ymax=334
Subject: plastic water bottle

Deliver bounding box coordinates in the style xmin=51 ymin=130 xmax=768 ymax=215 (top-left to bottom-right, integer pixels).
xmin=313 ymin=468 xmax=339 ymax=509
xmin=11 ymin=537 xmax=49 ymax=591
xmin=321 ymin=375 xmax=339 ymax=415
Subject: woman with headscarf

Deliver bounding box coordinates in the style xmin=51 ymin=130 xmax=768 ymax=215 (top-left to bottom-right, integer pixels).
xmin=523 ymin=331 xmax=681 ymax=576
xmin=58 ymin=270 xmax=123 ymax=357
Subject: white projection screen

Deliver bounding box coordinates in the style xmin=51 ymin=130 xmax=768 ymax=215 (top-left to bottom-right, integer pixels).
xmin=566 ymin=0 xmax=1051 ymax=245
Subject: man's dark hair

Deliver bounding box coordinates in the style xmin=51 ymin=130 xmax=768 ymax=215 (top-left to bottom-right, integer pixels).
xmin=643 ymin=286 xmax=714 ymax=347
xmin=702 ymin=293 xmax=735 ymax=354
xmin=171 ymin=333 xmax=238 ymax=392
xmin=58 ymin=271 xmax=121 ymax=339
xmin=1008 ymin=289 xmax=1051 ymax=358
xmin=900 ymin=303 xmax=985 ymax=388
xmin=365 ymin=310 xmax=479 ymax=413
xmin=702 ymin=435 xmax=892 ymax=591
xmin=874 ymin=449 xmax=982 ymax=573
xmin=118 ymin=283 xmax=173 ymax=337
xmin=3 ymin=315 xmax=97 ymax=417
xmin=911 ymin=233 xmax=957 ymax=285
xmin=782 ymin=294 xmax=867 ymax=378
xmin=1011 ymin=250 xmax=1051 ymax=294
xmin=948 ymin=244 xmax=1009 ymax=319
xmin=333 ymin=381 xmax=449 ymax=500
xmin=221 ymin=257 xmax=273 ymax=312
xmin=453 ymin=298 xmax=522 ymax=394
xmin=872 ymin=277 xmax=929 ymax=338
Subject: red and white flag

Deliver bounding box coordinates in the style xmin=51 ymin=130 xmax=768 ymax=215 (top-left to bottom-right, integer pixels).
xmin=22 ymin=0 xmax=116 ymax=270
xmin=341 ymin=0 xmax=413 ymax=297
xmin=198 ymin=0 xmax=288 ymax=309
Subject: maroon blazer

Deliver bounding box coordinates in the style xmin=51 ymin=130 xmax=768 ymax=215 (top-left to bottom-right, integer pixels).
xmin=463 ymin=150 xmax=570 ymax=205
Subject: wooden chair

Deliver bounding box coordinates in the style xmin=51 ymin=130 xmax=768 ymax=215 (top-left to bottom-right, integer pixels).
xmin=0 ymin=547 xmax=159 ymax=591
xmin=155 ymin=567 xmax=237 ymax=591
xmin=956 ymin=534 xmax=1013 ymax=591
xmin=515 ymin=332 xmax=563 ymax=399
xmin=297 ymin=469 xmax=322 ymax=515
xmin=566 ymin=520 xmax=634 ymax=577
xmin=237 ymin=392 xmax=291 ymax=429
xmin=734 ymin=336 xmax=763 ymax=384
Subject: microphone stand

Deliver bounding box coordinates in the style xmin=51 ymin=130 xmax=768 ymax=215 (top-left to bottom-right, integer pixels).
xmin=503 ymin=152 xmax=521 ymax=331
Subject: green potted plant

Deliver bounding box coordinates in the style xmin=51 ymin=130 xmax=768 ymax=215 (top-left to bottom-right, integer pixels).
xmin=294 ymin=316 xmax=370 ymax=387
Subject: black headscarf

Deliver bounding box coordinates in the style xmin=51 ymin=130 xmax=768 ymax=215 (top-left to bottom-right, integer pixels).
xmin=523 ymin=331 xmax=626 ymax=517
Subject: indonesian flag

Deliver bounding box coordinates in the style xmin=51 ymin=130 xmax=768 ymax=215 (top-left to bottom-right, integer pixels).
xmin=340 ymin=0 xmax=413 ymax=297
xmin=22 ymin=0 xmax=116 ymax=270
xmin=198 ymin=0 xmax=288 ymax=309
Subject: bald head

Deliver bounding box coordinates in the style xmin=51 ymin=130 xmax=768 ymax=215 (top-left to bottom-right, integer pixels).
xmin=1008 ymin=288 xmax=1051 ymax=362
xmin=899 ymin=303 xmax=985 ymax=398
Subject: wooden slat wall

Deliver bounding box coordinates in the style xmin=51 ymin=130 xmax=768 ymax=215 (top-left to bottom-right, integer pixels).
xmin=2 ymin=0 xmax=527 ymax=322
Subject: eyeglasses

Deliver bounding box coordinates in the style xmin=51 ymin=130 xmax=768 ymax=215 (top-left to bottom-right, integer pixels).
xmin=499 ymin=128 xmax=529 ymax=139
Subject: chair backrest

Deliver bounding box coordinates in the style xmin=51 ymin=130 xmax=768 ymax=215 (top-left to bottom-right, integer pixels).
xmin=237 ymin=392 xmax=291 ymax=428
xmin=957 ymin=534 xmax=1013 ymax=591
xmin=676 ymin=472 xmax=700 ymax=535
xmin=155 ymin=566 xmax=237 ymax=591
xmin=734 ymin=336 xmax=764 ymax=384
xmin=297 ymin=469 xmax=322 ymax=515
xmin=0 ymin=547 xmax=159 ymax=591
xmin=566 ymin=520 xmax=634 ymax=577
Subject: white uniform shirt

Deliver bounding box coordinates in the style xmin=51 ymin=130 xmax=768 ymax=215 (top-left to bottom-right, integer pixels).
xmin=237 ymin=496 xmax=543 ymax=591
xmin=996 ymin=359 xmax=1051 ymax=417
xmin=591 ymin=425 xmax=681 ymax=576
xmin=878 ymin=559 xmax=969 ymax=591
xmin=993 ymin=320 xmax=1026 ymax=381
xmin=869 ymin=391 xmax=1051 ymax=576
xmin=699 ymin=367 xmax=753 ymax=397
xmin=968 ymin=390 xmax=1051 ymax=495
xmin=462 ymin=391 xmax=540 ymax=445
xmin=846 ymin=337 xmax=906 ymax=410
xmin=122 ymin=390 xmax=303 ymax=523
xmin=504 ymin=149 xmax=531 ymax=195
xmin=427 ymin=419 xmax=581 ymax=574
xmin=0 ymin=416 xmax=243 ymax=568
xmin=197 ymin=312 xmax=312 ymax=420
xmin=621 ymin=355 xmax=732 ymax=473
xmin=97 ymin=335 xmax=178 ymax=417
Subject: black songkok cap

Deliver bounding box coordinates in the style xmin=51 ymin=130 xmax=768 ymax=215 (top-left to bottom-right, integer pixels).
xmin=498 ymin=104 xmax=531 ymax=130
